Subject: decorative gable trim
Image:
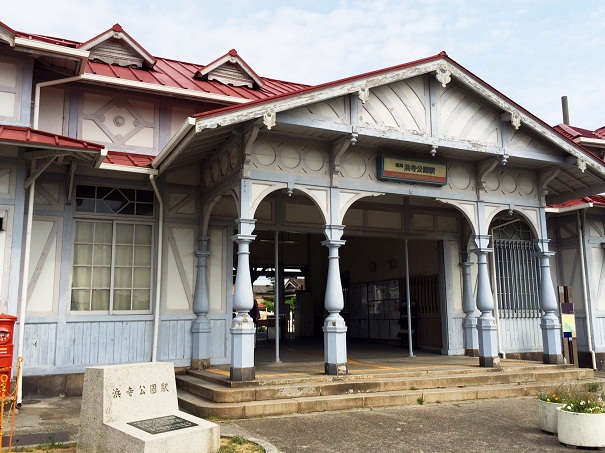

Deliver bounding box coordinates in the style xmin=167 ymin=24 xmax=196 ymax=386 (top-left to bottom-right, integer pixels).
xmin=78 ymin=24 xmax=155 ymax=69
xmin=195 ymin=49 xmax=263 ymax=89
xmin=0 ymin=21 xmax=16 ymax=45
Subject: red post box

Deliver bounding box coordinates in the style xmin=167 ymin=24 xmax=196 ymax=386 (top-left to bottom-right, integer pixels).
xmin=0 ymin=314 xmax=17 ymax=394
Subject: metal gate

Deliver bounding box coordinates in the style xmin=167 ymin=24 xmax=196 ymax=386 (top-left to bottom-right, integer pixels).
xmin=493 ymin=239 xmax=540 ymax=318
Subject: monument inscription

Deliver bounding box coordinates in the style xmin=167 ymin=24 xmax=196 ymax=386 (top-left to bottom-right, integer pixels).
xmin=128 ymin=415 xmax=198 ymax=435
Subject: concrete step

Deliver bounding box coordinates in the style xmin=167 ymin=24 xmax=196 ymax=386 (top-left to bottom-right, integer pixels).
xmin=177 ymin=377 xmax=605 ymax=420
xmin=176 ymin=366 xmax=594 ymax=404
xmin=176 ymin=364 xmax=602 ymax=419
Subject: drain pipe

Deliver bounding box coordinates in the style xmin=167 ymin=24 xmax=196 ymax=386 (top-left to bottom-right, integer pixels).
xmin=15 ymin=161 xmax=36 ymax=407
xmin=149 ymin=175 xmax=164 ymax=362
xmin=33 ymin=76 xmax=83 ymax=129
xmin=577 ymin=210 xmax=597 ymax=370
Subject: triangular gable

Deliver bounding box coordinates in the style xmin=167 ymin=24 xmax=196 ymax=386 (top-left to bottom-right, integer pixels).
xmin=78 ymin=24 xmax=155 ymax=69
xmin=0 ymin=21 xmax=16 ymax=45
xmin=195 ymin=49 xmax=263 ymax=89
xmin=181 ymin=53 xmax=602 ymax=171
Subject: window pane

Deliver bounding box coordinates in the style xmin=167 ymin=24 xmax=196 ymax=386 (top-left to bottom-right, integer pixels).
xmin=133 ymin=268 xmax=151 ymax=288
xmin=136 ymin=190 xmax=154 ymax=203
xmin=74 ymin=222 xmax=94 ymax=242
xmin=132 ymin=290 xmax=150 ymax=310
xmin=134 ymin=246 xmax=152 ymax=266
xmin=94 ymin=223 xmax=113 ymax=243
xmin=114 ymin=268 xmax=132 ymax=288
xmin=135 ymin=224 xmax=152 ymax=245
xmin=115 ymin=245 xmax=133 ymax=266
xmin=95 ymin=200 xmax=114 ymax=214
xmin=71 ymin=289 xmax=90 ymax=310
xmin=116 ymin=224 xmax=134 ymax=244
xmin=135 ymin=203 xmax=154 ymax=217
xmin=92 ymin=267 xmax=111 ymax=287
xmin=73 ymin=267 xmax=91 ymax=287
xmin=118 ymin=202 xmax=135 ymax=215
xmin=113 ymin=289 xmax=131 ymax=310
xmin=73 ymin=245 xmax=93 ymax=265
xmin=91 ymin=289 xmax=110 ymax=310
xmin=76 ymin=185 xmax=96 ymax=198
xmin=93 ymin=245 xmax=112 ymax=266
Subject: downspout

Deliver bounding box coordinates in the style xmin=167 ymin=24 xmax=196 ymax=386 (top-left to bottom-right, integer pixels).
xmin=577 ymin=210 xmax=597 ymax=370
xmin=15 ymin=161 xmax=36 ymax=407
xmin=33 ymin=76 xmax=83 ymax=129
xmin=149 ymin=175 xmax=163 ymax=362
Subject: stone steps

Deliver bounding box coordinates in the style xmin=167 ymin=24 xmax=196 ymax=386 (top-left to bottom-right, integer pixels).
xmin=176 ymin=365 xmax=602 ymax=419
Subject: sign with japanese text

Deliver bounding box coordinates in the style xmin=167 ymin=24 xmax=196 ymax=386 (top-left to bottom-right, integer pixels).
xmin=377 ymin=156 xmax=447 ymax=185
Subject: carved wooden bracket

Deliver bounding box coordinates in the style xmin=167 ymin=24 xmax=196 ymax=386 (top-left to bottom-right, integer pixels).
xmin=330 ymin=137 xmax=351 ymax=186
xmin=501 ymin=110 xmax=521 ymax=129
xmin=436 ymin=62 xmax=452 ymax=88
xmin=263 ymin=111 xmax=276 ymax=130
xmin=476 ymin=157 xmax=499 ymax=190
xmin=358 ymin=86 xmax=370 ymax=104
xmin=539 ymin=167 xmax=560 ymax=197
xmin=241 ymin=124 xmax=259 ymax=178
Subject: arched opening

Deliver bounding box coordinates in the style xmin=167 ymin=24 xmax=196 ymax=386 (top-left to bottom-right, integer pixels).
xmin=489 ymin=211 xmax=542 ymax=359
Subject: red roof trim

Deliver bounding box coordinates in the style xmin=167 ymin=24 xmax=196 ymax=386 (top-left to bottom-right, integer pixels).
xmin=103 ymin=151 xmax=154 ymax=168
xmin=0 ymin=126 xmax=104 ymax=151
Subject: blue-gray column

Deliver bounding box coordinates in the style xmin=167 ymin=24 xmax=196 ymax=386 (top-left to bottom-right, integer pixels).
xmin=230 ymin=218 xmax=256 ymax=381
xmin=191 ymin=236 xmax=212 ymax=369
xmin=461 ymin=257 xmax=479 ymax=356
xmin=322 ymin=225 xmax=348 ymax=375
xmin=535 ymin=239 xmax=563 ymax=364
xmin=472 ymin=235 xmax=499 ymax=367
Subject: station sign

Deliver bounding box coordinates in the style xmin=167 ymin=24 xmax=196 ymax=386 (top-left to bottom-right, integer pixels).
xmin=377 ymin=156 xmax=447 ymax=185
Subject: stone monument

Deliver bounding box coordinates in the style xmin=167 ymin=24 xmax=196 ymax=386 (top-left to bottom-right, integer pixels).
xmin=77 ymin=362 xmax=219 ymax=452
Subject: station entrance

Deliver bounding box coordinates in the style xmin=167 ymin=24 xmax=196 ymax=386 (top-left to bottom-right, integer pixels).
xmin=247 ymin=230 xmax=445 ymax=355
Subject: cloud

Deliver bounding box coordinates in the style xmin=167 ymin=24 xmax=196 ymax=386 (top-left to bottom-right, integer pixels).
xmin=2 ymin=0 xmax=605 ymax=128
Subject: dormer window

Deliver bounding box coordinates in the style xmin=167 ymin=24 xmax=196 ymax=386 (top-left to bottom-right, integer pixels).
xmin=195 ymin=49 xmax=263 ymax=90
xmin=78 ymin=24 xmax=156 ymax=69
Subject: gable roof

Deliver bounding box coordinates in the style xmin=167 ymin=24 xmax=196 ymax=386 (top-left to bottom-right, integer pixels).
xmin=195 ymin=49 xmax=263 ymax=89
xmin=78 ymin=24 xmax=156 ymax=69
xmin=153 ymin=52 xmax=605 ymax=205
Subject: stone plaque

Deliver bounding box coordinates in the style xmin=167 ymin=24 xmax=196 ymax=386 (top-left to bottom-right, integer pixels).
xmin=128 ymin=415 xmax=198 ymax=435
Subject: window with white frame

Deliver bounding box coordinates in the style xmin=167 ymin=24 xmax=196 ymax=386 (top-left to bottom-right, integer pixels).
xmin=71 ymin=185 xmax=154 ymax=313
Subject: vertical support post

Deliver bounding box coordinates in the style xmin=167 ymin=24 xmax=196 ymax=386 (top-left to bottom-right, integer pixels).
xmin=472 ymin=235 xmax=499 ymax=367
xmin=274 ymin=230 xmax=281 ymax=363
xmin=322 ymin=225 xmax=348 ymax=375
xmin=191 ymin=236 xmax=212 ymax=369
xmin=535 ymin=239 xmax=563 ymax=364
xmin=404 ymin=239 xmax=414 ymax=357
xmin=230 ymin=218 xmax=256 ymax=381
xmin=461 ymin=255 xmax=479 ymax=356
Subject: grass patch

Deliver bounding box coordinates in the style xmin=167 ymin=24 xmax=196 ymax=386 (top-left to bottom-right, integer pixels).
xmin=587 ymin=382 xmax=601 ymax=393
xmin=416 ymin=396 xmax=425 ymax=405
xmin=219 ymin=435 xmax=264 ymax=453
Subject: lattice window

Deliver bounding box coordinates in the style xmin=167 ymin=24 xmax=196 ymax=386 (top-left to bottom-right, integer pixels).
xmin=492 ymin=219 xmax=540 ymax=318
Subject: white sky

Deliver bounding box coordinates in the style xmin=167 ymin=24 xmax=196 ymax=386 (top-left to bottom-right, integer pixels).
xmin=3 ymin=0 xmax=603 ymax=129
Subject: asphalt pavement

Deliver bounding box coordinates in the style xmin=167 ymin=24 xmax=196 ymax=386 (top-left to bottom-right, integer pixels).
xmin=3 ymin=395 xmax=577 ymax=452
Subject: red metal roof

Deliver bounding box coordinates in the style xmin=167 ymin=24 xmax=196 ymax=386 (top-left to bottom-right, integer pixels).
xmin=84 ymin=58 xmax=308 ymax=101
xmin=549 ymin=195 xmax=605 ymax=209
xmin=104 ymin=151 xmax=154 ymax=168
xmin=7 ymin=22 xmax=309 ymax=103
xmin=0 ymin=125 xmax=104 ymax=151
xmin=553 ymin=123 xmax=605 ymax=141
